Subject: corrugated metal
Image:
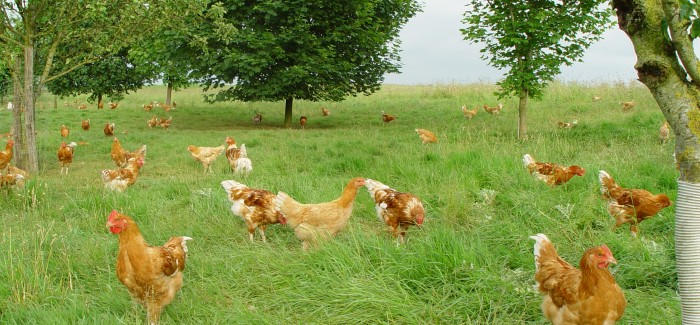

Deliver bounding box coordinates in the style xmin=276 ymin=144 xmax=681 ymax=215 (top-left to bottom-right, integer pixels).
xmin=676 ymin=180 xmax=700 ymax=324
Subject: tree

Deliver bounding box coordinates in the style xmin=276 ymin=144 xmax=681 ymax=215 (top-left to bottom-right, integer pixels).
xmin=129 ymin=4 xmax=233 ymax=107
xmin=46 ymin=48 xmax=154 ymax=106
xmin=0 ymin=63 xmax=9 ymax=103
xmin=461 ymin=1 xmax=612 ymax=139
xmin=612 ymin=0 xmax=700 ymax=321
xmin=195 ymin=0 xmax=421 ymax=128
xmin=0 ymin=0 xmax=209 ymax=172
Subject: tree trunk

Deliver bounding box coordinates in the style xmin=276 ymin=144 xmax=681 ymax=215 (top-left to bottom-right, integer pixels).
xmin=166 ymin=82 xmax=173 ymax=106
xmin=97 ymin=93 xmax=103 ymax=109
xmin=284 ymin=97 xmax=293 ymax=128
xmin=23 ymin=44 xmax=39 ymax=173
xmin=613 ymin=0 xmax=700 ymax=321
xmin=53 ymin=94 xmax=57 ymax=109
xmin=11 ymin=59 xmax=25 ymax=169
xmin=517 ymin=88 xmax=528 ymax=140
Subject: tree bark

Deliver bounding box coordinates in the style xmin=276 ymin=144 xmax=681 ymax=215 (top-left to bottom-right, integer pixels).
xmin=518 ymin=87 xmax=528 ymax=140
xmin=284 ymin=97 xmax=293 ymax=128
xmin=23 ymin=44 xmax=38 ymax=173
xmin=166 ymin=82 xmax=172 ymax=106
xmin=613 ymin=0 xmax=700 ymax=321
xmin=11 ymin=59 xmax=25 ymax=169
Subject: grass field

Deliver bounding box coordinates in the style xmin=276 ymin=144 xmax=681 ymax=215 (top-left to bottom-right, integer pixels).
xmin=0 ymin=82 xmax=679 ymax=324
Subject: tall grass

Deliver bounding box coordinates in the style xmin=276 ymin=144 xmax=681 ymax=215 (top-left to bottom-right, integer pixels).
xmin=0 ymin=81 xmax=679 ymax=323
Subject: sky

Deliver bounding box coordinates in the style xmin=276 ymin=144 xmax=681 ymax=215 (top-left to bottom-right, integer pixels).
xmin=383 ymin=0 xmax=639 ymax=85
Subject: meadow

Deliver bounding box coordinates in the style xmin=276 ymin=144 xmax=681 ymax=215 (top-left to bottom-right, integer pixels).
xmin=0 ymin=82 xmax=679 ymax=324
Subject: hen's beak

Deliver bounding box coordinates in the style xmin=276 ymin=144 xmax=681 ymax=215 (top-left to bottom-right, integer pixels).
xmin=607 ymin=256 xmax=618 ymax=265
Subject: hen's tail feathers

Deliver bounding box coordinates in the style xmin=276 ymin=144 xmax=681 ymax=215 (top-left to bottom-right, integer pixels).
xmin=181 ymin=236 xmax=193 ymax=253
xmin=274 ymin=191 xmax=294 ymax=213
xmin=134 ymin=144 xmax=147 ymax=157
xmin=239 ymin=144 xmax=248 ymax=158
xmin=235 ymin=158 xmax=253 ymax=174
xmin=598 ymin=170 xmax=615 ymax=195
xmin=522 ymin=154 xmax=535 ymax=169
xmin=363 ymin=178 xmax=391 ymax=198
xmin=221 ymin=180 xmax=246 ymax=196
xmin=529 ymin=233 xmax=551 ymax=271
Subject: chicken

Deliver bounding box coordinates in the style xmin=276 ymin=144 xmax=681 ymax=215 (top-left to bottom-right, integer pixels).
xmin=321 ymin=107 xmax=331 ymax=116
xmin=252 ymin=113 xmax=262 ymax=123
xmin=0 ymin=172 xmax=25 ymax=190
xmin=557 ymin=120 xmax=578 ymax=129
xmin=111 ymin=138 xmax=128 ymax=167
xmin=530 ymin=234 xmax=626 ymax=325
xmin=144 ymin=103 xmax=154 ymax=112
xmin=483 ymin=103 xmax=503 ymax=115
xmin=172 ymin=101 xmax=177 ymax=108
xmin=8 ymin=165 xmax=28 ymax=187
xmin=300 ymin=116 xmax=307 ymax=129
xmin=109 ymin=102 xmax=119 ymax=109
xmin=364 ymin=178 xmax=425 ymax=244
xmin=111 ymin=137 xmax=147 ymax=168
xmin=104 ymin=123 xmax=115 ymax=136
xmin=98 ymin=100 xmax=104 ymax=109
xmin=274 ymin=177 xmax=366 ymax=250
xmin=187 ymin=144 xmax=225 ymax=173
xmin=522 ymin=154 xmax=586 ymax=186
xmin=161 ymin=104 xmax=172 ymax=112
xmin=60 ymin=125 xmax=70 ymax=138
xmin=81 ymin=119 xmax=90 ymax=131
xmin=415 ymin=128 xmax=437 ymax=144
xmin=0 ymin=139 xmax=14 ymax=172
xmin=224 ymin=136 xmax=237 ymax=157
xmin=147 ymin=116 xmax=158 ymax=128
xmin=106 ymin=210 xmax=192 ymax=325
xmin=461 ymin=105 xmax=478 ymax=119
xmin=659 ymin=121 xmax=670 ymax=145
xmin=598 ymin=170 xmax=672 ymax=237
xmin=158 ymin=117 xmax=172 ymax=129
xmin=382 ymin=111 xmax=395 ymax=123
xmin=232 ymin=148 xmax=252 ymax=175
xmin=57 ymin=142 xmax=77 ymax=174
xmin=101 ymin=157 xmax=145 ymax=192
xmin=78 ymin=103 xmax=87 ymax=110
xmin=592 ymin=96 xmax=601 ymax=101
xmin=224 ymin=137 xmax=252 ymax=174
xmin=221 ymin=180 xmax=287 ymax=242
xmin=620 ymin=100 xmax=636 ymax=111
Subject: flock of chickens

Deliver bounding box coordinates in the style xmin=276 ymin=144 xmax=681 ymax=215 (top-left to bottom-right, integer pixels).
xmin=0 ymin=97 xmax=675 ymax=325
xmin=106 ymin=175 xmax=425 ymax=324
xmin=521 ymin=151 xmax=671 ymax=324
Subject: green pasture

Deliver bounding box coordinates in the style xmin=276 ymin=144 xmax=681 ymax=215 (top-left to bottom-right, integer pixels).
xmin=0 ymin=82 xmax=679 ymax=324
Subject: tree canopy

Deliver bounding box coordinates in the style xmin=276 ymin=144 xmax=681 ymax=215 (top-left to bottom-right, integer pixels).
xmin=0 ymin=0 xmax=210 ymax=171
xmin=461 ymin=0 xmax=612 ymax=138
xmin=47 ymin=48 xmax=153 ymax=105
xmin=195 ymin=0 xmax=421 ymax=127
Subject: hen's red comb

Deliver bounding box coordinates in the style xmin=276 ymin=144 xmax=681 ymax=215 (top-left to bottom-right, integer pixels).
xmin=600 ymin=244 xmax=613 ymax=257
xmin=108 ymin=210 xmax=119 ymax=221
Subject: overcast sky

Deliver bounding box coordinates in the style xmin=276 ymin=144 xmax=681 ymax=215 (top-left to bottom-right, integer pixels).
xmin=384 ymin=0 xmax=638 ymax=85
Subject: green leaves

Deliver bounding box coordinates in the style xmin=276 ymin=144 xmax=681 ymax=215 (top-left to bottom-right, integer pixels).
xmin=195 ymin=0 xmax=421 ymax=106
xmin=461 ymin=0 xmax=612 ymax=100
xmin=679 ymin=0 xmax=700 ymax=38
